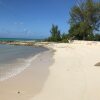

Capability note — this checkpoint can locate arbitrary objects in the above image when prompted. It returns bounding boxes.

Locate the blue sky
[0,0,75,39]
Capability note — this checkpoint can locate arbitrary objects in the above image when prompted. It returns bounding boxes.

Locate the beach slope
[0,41,100,100]
[31,41,100,100]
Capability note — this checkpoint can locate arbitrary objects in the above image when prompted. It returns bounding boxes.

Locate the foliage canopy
[69,0,100,40]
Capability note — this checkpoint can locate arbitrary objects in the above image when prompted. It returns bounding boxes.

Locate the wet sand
[0,49,54,100]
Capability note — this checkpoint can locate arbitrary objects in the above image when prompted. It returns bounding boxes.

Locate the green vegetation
[47,25,61,42]
[46,0,100,42]
[69,0,100,40]
[46,25,69,42]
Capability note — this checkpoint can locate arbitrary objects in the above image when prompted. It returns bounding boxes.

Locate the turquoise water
[0,44,48,81]
[0,38,43,42]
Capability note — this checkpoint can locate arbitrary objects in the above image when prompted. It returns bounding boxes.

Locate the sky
[0,0,75,39]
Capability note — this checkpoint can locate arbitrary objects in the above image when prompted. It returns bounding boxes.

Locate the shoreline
[0,41,36,46]
[0,53,41,82]
[0,47,54,100]
[0,40,50,47]
[0,40,100,47]
[0,41,100,100]
[0,45,50,82]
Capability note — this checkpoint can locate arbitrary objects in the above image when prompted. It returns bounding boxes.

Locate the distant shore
[0,41,35,46]
[0,40,50,47]
[0,38,46,46]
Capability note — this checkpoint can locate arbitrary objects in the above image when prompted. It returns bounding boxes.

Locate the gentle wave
[0,53,41,81]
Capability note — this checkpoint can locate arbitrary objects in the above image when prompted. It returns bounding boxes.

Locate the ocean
[0,44,48,81]
[0,38,43,42]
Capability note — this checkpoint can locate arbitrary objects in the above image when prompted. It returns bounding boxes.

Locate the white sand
[0,41,100,100]
[31,41,100,100]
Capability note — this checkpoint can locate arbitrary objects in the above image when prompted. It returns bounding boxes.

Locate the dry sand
[0,40,100,100]
[31,41,100,100]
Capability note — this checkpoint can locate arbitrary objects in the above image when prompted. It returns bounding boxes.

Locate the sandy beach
[0,49,54,100]
[0,41,100,100]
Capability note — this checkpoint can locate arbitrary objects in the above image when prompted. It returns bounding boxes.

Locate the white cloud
[14,22,24,25]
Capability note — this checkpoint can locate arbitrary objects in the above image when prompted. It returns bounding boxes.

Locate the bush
[61,39,69,43]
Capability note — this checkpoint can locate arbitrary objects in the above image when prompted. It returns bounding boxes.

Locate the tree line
[46,0,100,42]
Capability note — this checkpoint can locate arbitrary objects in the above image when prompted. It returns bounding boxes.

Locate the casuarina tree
[69,0,100,40]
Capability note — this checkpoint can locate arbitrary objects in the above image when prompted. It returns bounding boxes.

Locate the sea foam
[0,53,41,81]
